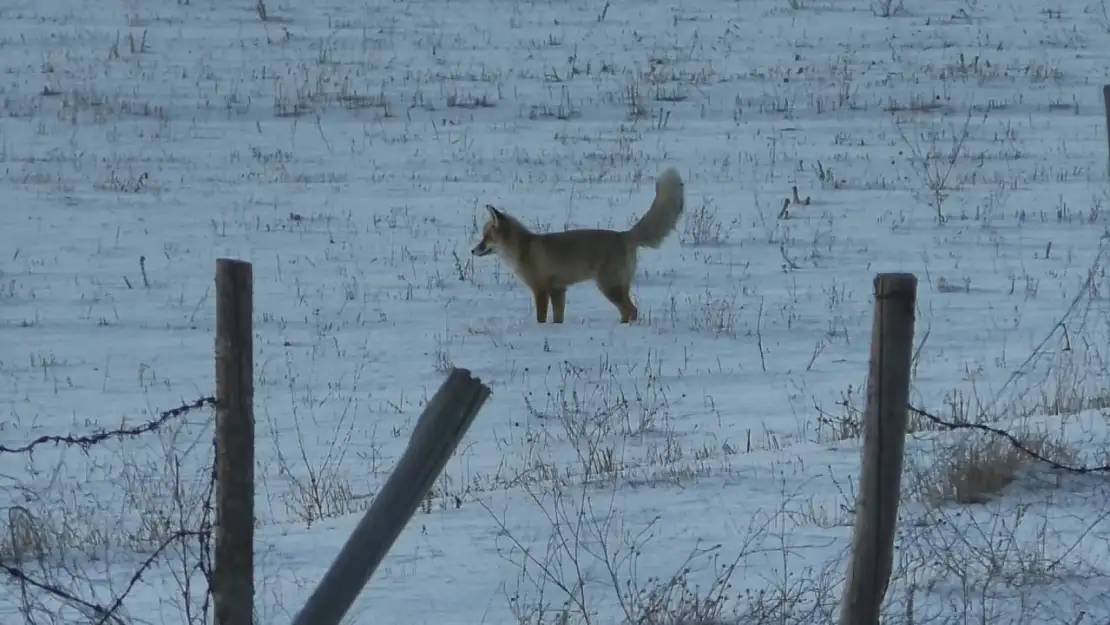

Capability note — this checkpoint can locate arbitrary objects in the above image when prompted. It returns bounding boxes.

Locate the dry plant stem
[977,247,1106,418]
[893,107,984,223]
[272,354,367,527]
[481,475,750,625]
[757,297,768,373]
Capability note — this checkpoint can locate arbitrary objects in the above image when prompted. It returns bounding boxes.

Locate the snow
[3,0,1110,622]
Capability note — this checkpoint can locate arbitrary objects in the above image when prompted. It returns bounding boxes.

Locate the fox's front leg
[550,288,567,324]
[532,288,550,323]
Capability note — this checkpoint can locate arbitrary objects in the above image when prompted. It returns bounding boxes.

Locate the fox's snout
[471,240,493,256]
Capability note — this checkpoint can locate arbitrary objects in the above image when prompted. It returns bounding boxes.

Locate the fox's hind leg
[532,288,550,323]
[551,288,567,324]
[596,245,639,323]
[620,287,639,322]
[598,282,638,324]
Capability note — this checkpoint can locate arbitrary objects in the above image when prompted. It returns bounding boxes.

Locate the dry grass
[914,431,1079,505]
[0,507,49,565]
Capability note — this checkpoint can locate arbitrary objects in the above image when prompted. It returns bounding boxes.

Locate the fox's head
[471,204,513,257]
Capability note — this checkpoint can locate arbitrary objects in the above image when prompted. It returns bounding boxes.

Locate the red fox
[471,167,685,324]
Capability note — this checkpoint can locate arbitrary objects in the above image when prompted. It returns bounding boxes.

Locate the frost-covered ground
[3,0,1110,623]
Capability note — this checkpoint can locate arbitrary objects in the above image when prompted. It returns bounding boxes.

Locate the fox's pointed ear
[485,204,502,223]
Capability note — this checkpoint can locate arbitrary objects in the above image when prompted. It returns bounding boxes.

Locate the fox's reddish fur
[471,167,685,324]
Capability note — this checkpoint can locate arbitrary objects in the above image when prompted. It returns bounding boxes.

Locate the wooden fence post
[1103,85,1110,179]
[214,259,255,625]
[838,273,917,625]
[290,368,491,625]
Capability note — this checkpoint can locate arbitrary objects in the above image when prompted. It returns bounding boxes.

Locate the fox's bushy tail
[627,167,685,249]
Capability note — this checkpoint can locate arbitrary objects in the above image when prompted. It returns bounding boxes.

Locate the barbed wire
[93,528,210,625]
[0,396,217,456]
[1,556,125,625]
[0,527,208,625]
[1,395,219,624]
[908,404,1110,475]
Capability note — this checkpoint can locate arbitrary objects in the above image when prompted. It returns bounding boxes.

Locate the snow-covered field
[4,0,1110,622]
